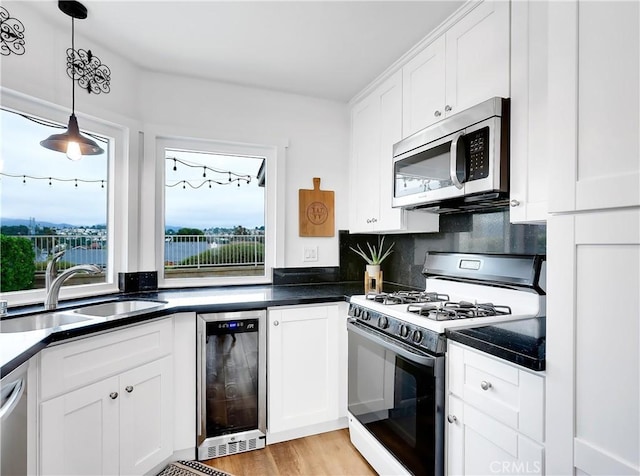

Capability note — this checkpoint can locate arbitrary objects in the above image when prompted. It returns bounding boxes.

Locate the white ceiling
[34,1,465,102]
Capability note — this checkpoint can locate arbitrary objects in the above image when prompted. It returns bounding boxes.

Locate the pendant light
[40,0,104,161]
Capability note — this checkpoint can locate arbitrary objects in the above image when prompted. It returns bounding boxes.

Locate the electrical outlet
[303,246,318,262]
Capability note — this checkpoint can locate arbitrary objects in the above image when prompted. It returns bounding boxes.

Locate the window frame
[0,88,128,306]
[154,135,279,288]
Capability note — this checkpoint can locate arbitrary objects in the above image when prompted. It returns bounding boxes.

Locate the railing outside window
[25,234,265,270]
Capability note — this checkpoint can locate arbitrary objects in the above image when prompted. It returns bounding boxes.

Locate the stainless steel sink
[0,300,167,334]
[0,313,93,333]
[72,300,166,318]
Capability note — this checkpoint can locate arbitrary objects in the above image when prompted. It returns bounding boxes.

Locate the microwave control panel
[465,127,490,181]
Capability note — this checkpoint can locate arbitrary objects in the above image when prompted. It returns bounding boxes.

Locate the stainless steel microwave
[392,97,510,213]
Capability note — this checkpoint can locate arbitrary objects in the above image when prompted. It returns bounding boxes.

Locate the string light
[1,172,106,187]
[166,178,250,189]
[167,156,252,185]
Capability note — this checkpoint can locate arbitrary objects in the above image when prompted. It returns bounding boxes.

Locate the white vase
[366,264,381,277]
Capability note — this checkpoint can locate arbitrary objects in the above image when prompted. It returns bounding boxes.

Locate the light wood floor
[203,429,377,476]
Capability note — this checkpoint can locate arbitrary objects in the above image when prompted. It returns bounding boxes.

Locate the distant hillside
[0,218,102,229]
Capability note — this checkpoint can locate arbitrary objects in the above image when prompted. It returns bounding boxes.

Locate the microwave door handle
[450,131,465,190]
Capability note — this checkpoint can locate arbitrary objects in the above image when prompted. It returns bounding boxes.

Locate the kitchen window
[0,91,127,305]
[157,137,276,286]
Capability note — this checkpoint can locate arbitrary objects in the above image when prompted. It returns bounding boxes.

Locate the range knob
[412,330,423,344]
[377,316,389,329]
[399,325,411,338]
[362,310,370,321]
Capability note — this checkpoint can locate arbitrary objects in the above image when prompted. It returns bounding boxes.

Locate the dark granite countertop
[1,281,412,378]
[446,317,546,371]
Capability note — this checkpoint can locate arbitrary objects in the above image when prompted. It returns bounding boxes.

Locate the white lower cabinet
[266,302,348,443]
[40,357,172,475]
[447,342,544,476]
[38,319,176,476]
[547,209,640,475]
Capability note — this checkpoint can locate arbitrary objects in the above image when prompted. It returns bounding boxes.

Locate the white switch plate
[303,246,318,262]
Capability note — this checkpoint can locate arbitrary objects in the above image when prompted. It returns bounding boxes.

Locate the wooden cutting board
[299,177,334,237]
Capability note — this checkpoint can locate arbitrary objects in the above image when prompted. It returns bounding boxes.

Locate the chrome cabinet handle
[480,381,492,391]
[445,105,452,112]
[273,320,279,327]
[510,199,520,207]
[434,110,442,118]
[125,386,134,393]
[109,392,118,400]
[447,414,458,424]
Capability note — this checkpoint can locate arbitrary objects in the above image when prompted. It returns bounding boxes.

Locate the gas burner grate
[365,291,450,305]
[406,301,512,321]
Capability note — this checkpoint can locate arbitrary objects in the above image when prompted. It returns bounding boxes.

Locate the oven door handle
[347,320,436,367]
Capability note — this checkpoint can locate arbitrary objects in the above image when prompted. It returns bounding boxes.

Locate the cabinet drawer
[271,303,338,323]
[40,319,173,400]
[463,403,544,476]
[448,342,544,442]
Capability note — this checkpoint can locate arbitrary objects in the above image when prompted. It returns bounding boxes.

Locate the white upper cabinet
[445,0,510,116]
[509,0,550,223]
[349,71,439,234]
[402,1,510,137]
[402,36,446,136]
[350,96,381,231]
[548,0,640,212]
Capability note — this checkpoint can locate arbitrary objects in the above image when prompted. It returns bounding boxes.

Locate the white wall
[0,1,350,274]
[138,72,349,269]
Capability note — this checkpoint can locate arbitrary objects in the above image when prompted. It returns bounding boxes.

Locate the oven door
[347,320,444,476]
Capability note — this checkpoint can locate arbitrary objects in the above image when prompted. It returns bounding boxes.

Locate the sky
[164,149,264,230]
[1,109,108,227]
[0,109,265,230]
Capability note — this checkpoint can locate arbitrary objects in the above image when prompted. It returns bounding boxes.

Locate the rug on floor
[156,460,234,476]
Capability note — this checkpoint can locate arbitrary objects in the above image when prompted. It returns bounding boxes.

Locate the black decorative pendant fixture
[40,0,104,160]
[0,6,26,56]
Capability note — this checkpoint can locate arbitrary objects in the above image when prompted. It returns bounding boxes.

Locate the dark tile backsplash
[340,209,546,289]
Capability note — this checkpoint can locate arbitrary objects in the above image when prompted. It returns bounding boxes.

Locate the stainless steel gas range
[346,252,546,476]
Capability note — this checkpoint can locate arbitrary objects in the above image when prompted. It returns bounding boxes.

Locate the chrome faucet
[44,251,101,310]
[45,250,66,293]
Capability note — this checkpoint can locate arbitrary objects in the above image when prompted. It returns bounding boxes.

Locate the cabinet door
[548,0,640,212]
[509,0,549,224]
[120,356,173,476]
[547,209,640,475]
[267,304,339,433]
[402,36,446,136]
[350,95,380,232]
[40,377,120,476]
[446,396,543,476]
[445,0,510,116]
[375,71,405,232]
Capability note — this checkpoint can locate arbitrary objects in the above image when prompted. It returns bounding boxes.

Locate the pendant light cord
[71,17,75,115]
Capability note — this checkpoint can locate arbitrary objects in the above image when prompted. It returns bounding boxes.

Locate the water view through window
[164,148,265,279]
[0,108,109,293]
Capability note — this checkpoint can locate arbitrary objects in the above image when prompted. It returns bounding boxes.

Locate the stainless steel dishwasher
[1,361,28,475]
